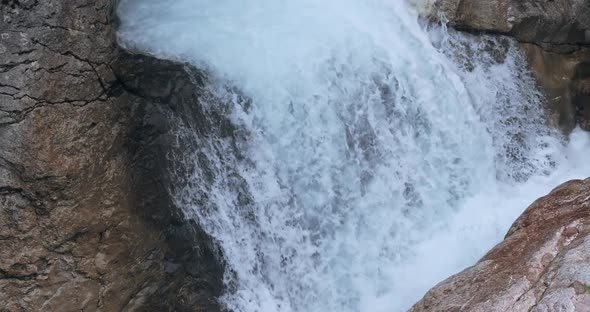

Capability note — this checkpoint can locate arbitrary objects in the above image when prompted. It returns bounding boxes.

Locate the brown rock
[434,0,590,50]
[0,0,224,311]
[411,178,590,312]
[573,61,590,131]
[432,0,590,133]
[520,43,590,133]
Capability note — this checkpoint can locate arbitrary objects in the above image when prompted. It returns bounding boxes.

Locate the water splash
[117,1,590,311]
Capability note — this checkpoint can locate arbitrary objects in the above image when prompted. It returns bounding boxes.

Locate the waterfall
[117,0,590,311]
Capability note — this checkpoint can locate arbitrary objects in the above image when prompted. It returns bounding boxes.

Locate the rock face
[411,178,590,312]
[435,0,590,50]
[0,0,223,311]
[573,60,590,132]
[520,44,590,132]
[434,0,590,133]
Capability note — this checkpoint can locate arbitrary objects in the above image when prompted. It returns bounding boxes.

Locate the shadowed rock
[520,44,590,133]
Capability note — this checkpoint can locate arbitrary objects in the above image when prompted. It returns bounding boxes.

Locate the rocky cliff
[434,0,590,133]
[0,0,223,311]
[411,178,590,311]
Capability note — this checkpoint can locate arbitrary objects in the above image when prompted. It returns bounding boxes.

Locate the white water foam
[117,1,590,311]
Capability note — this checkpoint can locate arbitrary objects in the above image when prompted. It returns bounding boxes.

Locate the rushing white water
[117,1,590,311]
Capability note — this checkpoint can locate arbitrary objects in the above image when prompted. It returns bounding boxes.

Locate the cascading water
[117,1,590,311]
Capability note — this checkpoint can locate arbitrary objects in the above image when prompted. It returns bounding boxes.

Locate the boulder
[411,178,590,312]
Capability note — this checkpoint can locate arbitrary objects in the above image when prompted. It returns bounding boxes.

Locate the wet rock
[573,61,590,131]
[0,0,223,311]
[411,178,590,312]
[434,0,590,51]
[520,44,590,133]
[432,0,590,134]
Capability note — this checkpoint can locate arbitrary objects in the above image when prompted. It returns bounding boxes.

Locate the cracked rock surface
[411,178,590,312]
[0,0,223,311]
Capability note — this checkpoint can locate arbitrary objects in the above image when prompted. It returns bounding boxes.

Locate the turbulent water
[117,1,590,311]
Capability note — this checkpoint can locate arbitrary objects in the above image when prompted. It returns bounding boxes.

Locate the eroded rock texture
[0,0,223,311]
[411,178,590,312]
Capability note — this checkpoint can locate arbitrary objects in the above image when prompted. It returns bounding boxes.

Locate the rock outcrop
[435,0,590,50]
[411,178,590,312]
[433,0,590,133]
[0,0,223,311]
